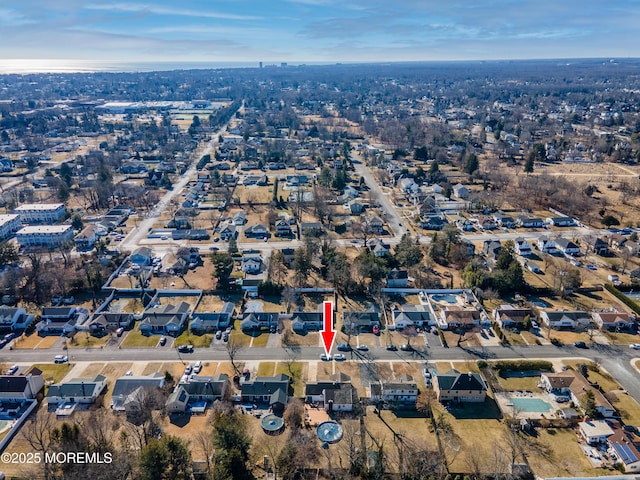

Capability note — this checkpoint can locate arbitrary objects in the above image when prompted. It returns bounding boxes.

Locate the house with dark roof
[342,311,381,334]
[608,429,640,472]
[139,302,191,336]
[111,373,165,412]
[220,224,237,241]
[240,373,291,412]
[46,374,107,405]
[517,216,544,228]
[241,312,279,332]
[89,312,134,334]
[166,374,229,414]
[291,311,323,333]
[370,374,419,406]
[300,222,323,236]
[130,247,153,266]
[433,369,488,403]
[37,307,86,335]
[439,306,485,330]
[0,307,35,333]
[555,237,580,256]
[386,269,409,288]
[585,237,610,256]
[493,305,532,329]
[190,302,235,334]
[392,305,434,329]
[305,373,356,412]
[0,368,44,401]
[546,216,576,227]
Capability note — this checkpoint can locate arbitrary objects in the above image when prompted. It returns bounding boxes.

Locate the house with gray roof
[46,374,107,405]
[0,368,44,401]
[342,311,381,334]
[305,373,356,412]
[540,310,592,330]
[392,305,434,329]
[139,301,191,336]
[433,370,488,403]
[0,307,35,333]
[241,312,279,332]
[190,302,235,334]
[241,373,291,412]
[291,311,323,333]
[370,374,419,406]
[111,373,165,412]
[130,247,153,266]
[166,374,229,414]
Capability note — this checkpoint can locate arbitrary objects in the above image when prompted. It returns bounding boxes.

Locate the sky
[0,0,639,67]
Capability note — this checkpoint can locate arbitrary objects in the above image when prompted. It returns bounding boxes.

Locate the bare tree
[225,336,243,377]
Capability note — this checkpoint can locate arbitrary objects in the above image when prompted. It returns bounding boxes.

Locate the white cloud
[85,3,261,21]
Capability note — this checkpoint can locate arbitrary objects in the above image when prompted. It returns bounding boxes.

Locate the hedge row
[493,360,553,375]
[604,283,640,317]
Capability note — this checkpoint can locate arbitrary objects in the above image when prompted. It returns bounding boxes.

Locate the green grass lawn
[276,361,304,397]
[28,363,71,384]
[120,329,161,348]
[250,333,269,347]
[175,331,213,348]
[229,330,251,347]
[257,362,276,376]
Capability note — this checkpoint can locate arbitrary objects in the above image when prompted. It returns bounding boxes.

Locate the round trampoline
[316,421,343,444]
[261,414,285,435]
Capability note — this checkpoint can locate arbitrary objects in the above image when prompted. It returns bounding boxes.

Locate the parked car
[54,355,69,363]
[400,344,413,351]
[423,368,432,379]
[574,341,587,349]
[386,344,398,351]
[320,353,332,361]
[193,361,202,374]
[586,264,597,271]
[337,343,352,352]
[178,344,194,353]
[215,330,222,340]
[184,365,193,375]
[334,354,346,361]
[222,332,229,342]
[630,343,640,350]
[159,336,167,346]
[7,364,18,375]
[356,344,369,351]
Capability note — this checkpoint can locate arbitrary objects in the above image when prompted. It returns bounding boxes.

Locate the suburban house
[392,305,434,329]
[342,311,381,334]
[166,374,230,414]
[585,237,610,256]
[240,373,291,412]
[365,216,384,234]
[386,269,409,288]
[540,370,615,417]
[347,200,364,215]
[493,305,533,329]
[514,237,532,257]
[241,312,279,332]
[433,370,488,403]
[592,311,636,331]
[477,216,498,231]
[439,306,486,330]
[420,215,448,230]
[139,301,191,336]
[219,224,237,241]
[0,368,44,401]
[111,373,166,412]
[578,420,614,445]
[540,310,592,330]
[242,256,263,274]
[495,214,516,228]
[74,225,99,251]
[233,212,247,225]
[245,224,269,239]
[370,374,419,406]
[37,307,86,335]
[0,214,22,240]
[517,216,544,228]
[305,373,356,412]
[372,239,391,257]
[546,216,576,227]
[608,429,640,472]
[452,184,469,199]
[16,225,74,248]
[0,307,35,333]
[130,247,153,266]
[190,302,235,334]
[14,203,66,224]
[483,240,502,260]
[46,374,107,406]
[274,220,293,237]
[555,238,580,256]
[301,222,323,236]
[280,248,296,265]
[537,236,557,254]
[89,312,134,335]
[291,311,323,333]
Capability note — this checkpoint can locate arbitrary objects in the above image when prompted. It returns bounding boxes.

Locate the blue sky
[0,0,639,65]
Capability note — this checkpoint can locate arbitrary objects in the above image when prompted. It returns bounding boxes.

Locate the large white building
[16,225,73,248]
[0,214,21,240]
[14,203,66,224]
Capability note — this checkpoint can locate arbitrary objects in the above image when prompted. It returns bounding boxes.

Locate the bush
[438,327,448,348]
[477,360,488,369]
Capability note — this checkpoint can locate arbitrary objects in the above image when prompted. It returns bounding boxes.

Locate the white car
[356,344,369,351]
[7,364,18,375]
[630,344,640,350]
[320,354,332,361]
[193,361,202,373]
[334,354,346,361]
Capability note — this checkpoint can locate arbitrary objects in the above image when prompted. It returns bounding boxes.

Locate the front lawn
[120,329,161,348]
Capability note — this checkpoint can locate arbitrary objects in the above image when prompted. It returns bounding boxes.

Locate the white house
[514,237,532,257]
[452,184,469,199]
[555,238,580,256]
[16,225,74,248]
[0,214,21,240]
[608,430,640,472]
[14,203,65,224]
[540,310,592,330]
[537,236,557,254]
[242,256,263,274]
[370,374,418,405]
[578,420,614,445]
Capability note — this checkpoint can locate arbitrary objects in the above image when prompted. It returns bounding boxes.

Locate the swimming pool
[509,397,552,413]
[431,294,458,304]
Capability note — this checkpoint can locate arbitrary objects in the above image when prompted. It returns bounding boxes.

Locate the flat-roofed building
[14,203,65,224]
[16,225,73,248]
[0,214,21,240]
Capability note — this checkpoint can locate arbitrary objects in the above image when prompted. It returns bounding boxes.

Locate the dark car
[178,344,194,353]
[400,344,413,351]
[337,343,352,352]
[386,344,397,351]
[574,341,587,349]
[159,336,167,346]
[222,332,229,342]
[215,330,222,340]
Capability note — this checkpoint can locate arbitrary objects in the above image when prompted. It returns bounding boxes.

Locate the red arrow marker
[321,300,335,357]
